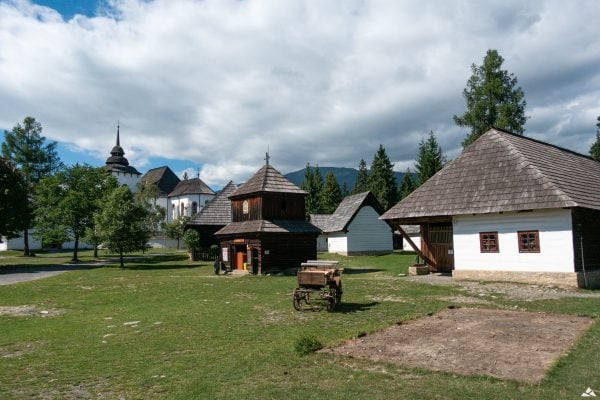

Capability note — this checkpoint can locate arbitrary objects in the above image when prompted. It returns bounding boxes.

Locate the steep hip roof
[140,166,180,196]
[311,191,388,233]
[230,164,306,198]
[169,177,215,197]
[187,181,237,227]
[382,128,600,222]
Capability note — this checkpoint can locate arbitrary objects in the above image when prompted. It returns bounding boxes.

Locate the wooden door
[235,247,247,270]
[427,223,454,272]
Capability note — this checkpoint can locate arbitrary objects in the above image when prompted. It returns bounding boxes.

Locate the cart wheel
[293,289,302,311]
[335,282,343,305]
[326,294,336,312]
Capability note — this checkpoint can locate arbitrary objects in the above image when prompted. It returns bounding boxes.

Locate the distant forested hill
[285,166,407,190]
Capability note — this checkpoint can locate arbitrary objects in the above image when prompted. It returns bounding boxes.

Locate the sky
[1,0,599,188]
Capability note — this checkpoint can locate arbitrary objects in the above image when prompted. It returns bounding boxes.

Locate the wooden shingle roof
[140,166,180,197]
[230,164,306,198]
[382,128,600,222]
[215,219,321,235]
[169,177,215,197]
[310,191,388,233]
[187,181,236,227]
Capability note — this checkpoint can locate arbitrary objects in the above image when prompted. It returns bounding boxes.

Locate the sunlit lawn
[0,250,599,399]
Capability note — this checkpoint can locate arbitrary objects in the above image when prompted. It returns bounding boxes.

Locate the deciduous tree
[95,186,151,268]
[454,49,527,147]
[2,117,62,255]
[368,145,397,210]
[34,165,118,261]
[164,216,189,249]
[0,158,29,239]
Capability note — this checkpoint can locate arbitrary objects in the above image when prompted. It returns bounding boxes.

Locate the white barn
[383,128,600,289]
[311,191,393,256]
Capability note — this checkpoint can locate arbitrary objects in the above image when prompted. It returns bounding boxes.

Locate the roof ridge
[494,130,575,204]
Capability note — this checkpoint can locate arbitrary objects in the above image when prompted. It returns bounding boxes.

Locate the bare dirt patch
[325,308,593,382]
[0,305,65,317]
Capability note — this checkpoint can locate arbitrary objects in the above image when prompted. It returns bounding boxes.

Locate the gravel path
[0,262,107,286]
[407,273,600,301]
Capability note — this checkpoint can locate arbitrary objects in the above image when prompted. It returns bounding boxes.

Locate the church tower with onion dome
[105,124,141,192]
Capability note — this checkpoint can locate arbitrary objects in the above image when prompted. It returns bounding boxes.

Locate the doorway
[427,223,454,272]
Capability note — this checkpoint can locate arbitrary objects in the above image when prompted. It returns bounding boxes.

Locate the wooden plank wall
[261,234,317,271]
[231,196,262,222]
[261,193,306,220]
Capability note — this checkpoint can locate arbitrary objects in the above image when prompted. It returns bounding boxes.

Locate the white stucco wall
[327,233,348,254]
[167,194,215,222]
[403,234,421,252]
[453,209,574,273]
[111,171,141,192]
[346,206,393,253]
[0,232,42,251]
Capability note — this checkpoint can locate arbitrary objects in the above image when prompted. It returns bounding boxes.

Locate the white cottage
[167,178,215,221]
[382,128,600,289]
[311,191,393,255]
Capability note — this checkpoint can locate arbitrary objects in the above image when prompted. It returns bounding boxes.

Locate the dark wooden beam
[394,224,435,267]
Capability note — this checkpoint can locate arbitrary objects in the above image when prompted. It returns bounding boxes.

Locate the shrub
[294,334,323,356]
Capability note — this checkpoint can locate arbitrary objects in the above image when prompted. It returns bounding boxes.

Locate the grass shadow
[343,268,383,275]
[120,262,208,270]
[0,263,102,274]
[336,301,379,314]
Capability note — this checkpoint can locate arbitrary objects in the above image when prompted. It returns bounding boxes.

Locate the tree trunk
[176,238,180,250]
[72,236,79,261]
[93,243,98,258]
[23,228,30,256]
[119,250,124,268]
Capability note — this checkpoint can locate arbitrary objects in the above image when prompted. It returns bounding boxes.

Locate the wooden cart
[293,262,343,312]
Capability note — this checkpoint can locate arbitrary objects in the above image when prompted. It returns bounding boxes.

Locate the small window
[479,232,499,253]
[242,200,249,215]
[191,201,198,215]
[518,231,540,253]
[280,200,287,212]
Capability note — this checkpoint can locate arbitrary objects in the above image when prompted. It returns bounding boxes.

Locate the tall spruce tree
[590,116,600,161]
[368,145,398,210]
[414,131,446,186]
[321,171,343,214]
[2,117,62,255]
[399,168,416,200]
[352,158,369,194]
[454,49,527,148]
[301,163,323,218]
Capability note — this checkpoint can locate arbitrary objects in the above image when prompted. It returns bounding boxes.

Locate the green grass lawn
[1,251,599,399]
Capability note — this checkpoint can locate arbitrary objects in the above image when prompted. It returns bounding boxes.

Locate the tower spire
[116,121,120,146]
[265,145,270,166]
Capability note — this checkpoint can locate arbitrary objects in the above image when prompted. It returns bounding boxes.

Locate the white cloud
[1,0,599,186]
